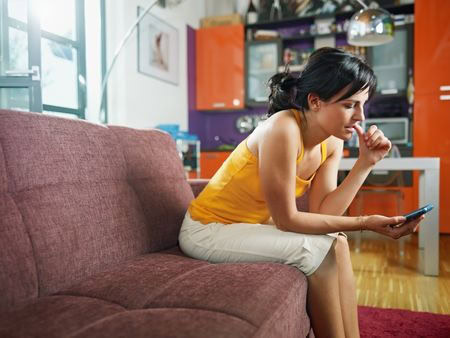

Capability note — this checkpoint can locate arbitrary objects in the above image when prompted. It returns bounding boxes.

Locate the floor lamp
[98,0,185,122]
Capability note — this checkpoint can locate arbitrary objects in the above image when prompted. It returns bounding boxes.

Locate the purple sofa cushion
[0,295,125,338]
[0,194,38,310]
[0,250,310,338]
[0,110,193,307]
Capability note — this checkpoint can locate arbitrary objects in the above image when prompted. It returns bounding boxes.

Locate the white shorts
[179,211,346,276]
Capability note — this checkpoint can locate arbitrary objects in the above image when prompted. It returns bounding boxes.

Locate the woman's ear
[307,93,321,111]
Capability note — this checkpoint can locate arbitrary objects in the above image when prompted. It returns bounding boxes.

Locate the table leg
[419,171,425,249]
[422,168,440,276]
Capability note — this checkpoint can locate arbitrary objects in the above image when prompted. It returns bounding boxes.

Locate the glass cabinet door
[245,40,281,106]
[369,25,412,95]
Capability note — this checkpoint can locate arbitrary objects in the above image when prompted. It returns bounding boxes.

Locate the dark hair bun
[267,72,300,117]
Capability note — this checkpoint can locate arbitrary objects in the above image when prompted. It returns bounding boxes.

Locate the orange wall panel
[414,0,450,233]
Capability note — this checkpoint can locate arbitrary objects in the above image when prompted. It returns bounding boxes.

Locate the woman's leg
[307,241,345,338]
[335,235,360,338]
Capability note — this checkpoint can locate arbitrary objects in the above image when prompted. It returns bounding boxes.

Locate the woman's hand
[354,123,392,166]
[360,214,425,239]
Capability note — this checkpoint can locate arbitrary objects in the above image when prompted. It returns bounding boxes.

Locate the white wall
[104,0,205,130]
[85,0,102,123]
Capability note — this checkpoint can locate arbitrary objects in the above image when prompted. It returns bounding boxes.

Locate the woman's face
[316,86,369,141]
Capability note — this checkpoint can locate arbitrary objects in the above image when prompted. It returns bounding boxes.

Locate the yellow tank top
[189,110,327,225]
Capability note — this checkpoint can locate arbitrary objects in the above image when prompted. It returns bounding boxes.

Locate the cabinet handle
[381,88,398,95]
[212,102,225,108]
[439,95,450,101]
[440,86,450,92]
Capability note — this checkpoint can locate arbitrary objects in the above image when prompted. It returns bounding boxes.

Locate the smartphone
[403,204,434,222]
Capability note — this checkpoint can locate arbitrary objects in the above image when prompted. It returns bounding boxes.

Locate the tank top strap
[320,140,327,164]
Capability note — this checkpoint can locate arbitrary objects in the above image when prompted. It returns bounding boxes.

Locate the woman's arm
[258,116,364,234]
[308,137,374,216]
[309,123,394,216]
[258,116,409,236]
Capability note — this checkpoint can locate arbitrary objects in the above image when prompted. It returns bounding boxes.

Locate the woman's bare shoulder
[325,135,344,158]
[247,110,301,156]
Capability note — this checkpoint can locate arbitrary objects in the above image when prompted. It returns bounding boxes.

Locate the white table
[339,157,440,276]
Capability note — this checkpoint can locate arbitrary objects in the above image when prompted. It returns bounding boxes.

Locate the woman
[179,47,423,337]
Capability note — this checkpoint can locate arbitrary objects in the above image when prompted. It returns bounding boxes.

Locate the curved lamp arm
[99,0,159,120]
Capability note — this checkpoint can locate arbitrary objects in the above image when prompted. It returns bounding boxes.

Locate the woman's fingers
[367,129,384,147]
[365,125,378,141]
[388,216,407,226]
[391,215,425,238]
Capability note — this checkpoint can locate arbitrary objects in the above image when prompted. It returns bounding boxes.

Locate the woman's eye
[344,104,354,109]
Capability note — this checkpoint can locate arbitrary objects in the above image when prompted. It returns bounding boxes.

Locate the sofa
[0,109,312,337]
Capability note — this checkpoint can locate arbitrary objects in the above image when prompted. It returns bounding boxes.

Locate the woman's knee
[311,240,338,278]
[334,235,350,258]
[334,235,356,281]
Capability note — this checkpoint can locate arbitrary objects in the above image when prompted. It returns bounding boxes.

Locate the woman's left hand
[354,123,391,166]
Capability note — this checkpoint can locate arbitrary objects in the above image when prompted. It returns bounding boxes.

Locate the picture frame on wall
[137,6,179,85]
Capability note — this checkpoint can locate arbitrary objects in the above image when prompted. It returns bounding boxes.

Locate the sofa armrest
[187,179,209,198]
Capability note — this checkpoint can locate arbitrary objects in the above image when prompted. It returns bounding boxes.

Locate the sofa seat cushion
[0,295,125,338]
[0,249,310,337]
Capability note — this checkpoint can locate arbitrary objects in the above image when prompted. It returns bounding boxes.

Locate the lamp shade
[347,7,394,46]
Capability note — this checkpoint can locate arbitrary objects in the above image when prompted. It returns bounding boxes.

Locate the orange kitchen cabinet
[414,93,450,232]
[196,24,244,110]
[200,151,231,178]
[414,0,450,96]
[414,0,450,232]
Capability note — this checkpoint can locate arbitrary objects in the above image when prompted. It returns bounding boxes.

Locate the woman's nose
[354,106,365,121]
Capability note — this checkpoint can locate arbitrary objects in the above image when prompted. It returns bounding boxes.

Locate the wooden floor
[346,232,450,314]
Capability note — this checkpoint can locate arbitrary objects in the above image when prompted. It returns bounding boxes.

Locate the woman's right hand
[361,214,425,239]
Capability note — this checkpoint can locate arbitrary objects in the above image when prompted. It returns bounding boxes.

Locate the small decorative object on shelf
[269,0,283,21]
[235,115,254,134]
[246,0,258,24]
[339,45,367,60]
[254,29,279,40]
[155,124,200,178]
[283,48,299,65]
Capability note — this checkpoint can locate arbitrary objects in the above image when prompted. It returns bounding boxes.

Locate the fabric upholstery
[187,178,210,198]
[0,109,311,337]
[0,251,310,338]
[0,194,38,310]
[0,295,125,338]
[109,126,194,253]
[0,110,193,303]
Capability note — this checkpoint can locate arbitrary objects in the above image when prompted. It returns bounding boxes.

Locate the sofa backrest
[0,110,194,310]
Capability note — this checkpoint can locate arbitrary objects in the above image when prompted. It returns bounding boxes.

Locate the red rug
[359,306,450,337]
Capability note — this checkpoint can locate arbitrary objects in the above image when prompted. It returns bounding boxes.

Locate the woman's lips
[345,125,355,133]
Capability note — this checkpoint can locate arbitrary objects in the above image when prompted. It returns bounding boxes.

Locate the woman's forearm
[279,211,365,234]
[318,159,374,216]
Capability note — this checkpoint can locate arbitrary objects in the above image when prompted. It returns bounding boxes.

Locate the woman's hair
[267,47,377,118]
